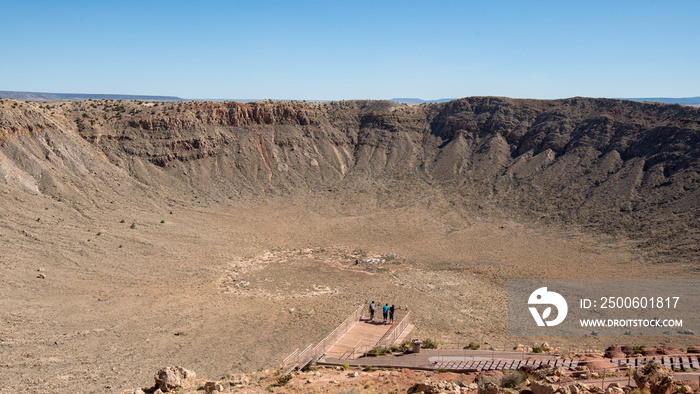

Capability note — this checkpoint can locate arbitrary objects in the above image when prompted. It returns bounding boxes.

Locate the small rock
[348,371,359,377]
[37,273,46,279]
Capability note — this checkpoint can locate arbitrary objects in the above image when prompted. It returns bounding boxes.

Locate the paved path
[321,350,559,371]
[325,318,395,359]
[320,349,700,374]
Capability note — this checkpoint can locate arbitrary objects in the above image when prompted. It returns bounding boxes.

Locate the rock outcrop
[633,361,675,394]
[1,97,699,263]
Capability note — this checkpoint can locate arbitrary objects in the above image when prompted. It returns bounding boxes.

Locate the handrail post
[602,368,606,390]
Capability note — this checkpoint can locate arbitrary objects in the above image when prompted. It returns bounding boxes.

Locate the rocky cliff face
[1,97,698,263]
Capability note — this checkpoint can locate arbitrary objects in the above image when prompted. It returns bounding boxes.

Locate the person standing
[389,304,395,324]
[382,303,389,323]
[369,301,376,321]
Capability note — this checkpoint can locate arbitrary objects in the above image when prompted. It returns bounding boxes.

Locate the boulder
[569,382,595,394]
[478,381,511,394]
[621,346,635,355]
[477,370,504,381]
[204,381,224,394]
[641,347,659,356]
[409,380,465,393]
[605,382,625,394]
[633,361,675,394]
[519,365,538,374]
[532,381,601,394]
[578,356,616,371]
[531,381,557,394]
[604,345,626,359]
[687,345,700,354]
[154,366,196,392]
[572,365,590,378]
[227,374,249,386]
[656,346,683,355]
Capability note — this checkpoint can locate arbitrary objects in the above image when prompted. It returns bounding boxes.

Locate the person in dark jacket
[389,305,395,324]
[369,301,376,321]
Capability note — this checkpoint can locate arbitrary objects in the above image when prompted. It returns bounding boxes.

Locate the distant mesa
[391,96,700,106]
[389,98,455,104]
[0,90,184,102]
[1,90,699,106]
[621,96,700,106]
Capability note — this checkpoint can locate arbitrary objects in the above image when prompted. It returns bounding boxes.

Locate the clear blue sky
[1,0,698,100]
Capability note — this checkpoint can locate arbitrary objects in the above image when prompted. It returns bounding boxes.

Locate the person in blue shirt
[382,304,389,323]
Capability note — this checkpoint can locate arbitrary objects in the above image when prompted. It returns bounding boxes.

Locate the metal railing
[340,338,376,359]
[282,302,366,374]
[339,310,412,359]
[376,310,411,348]
[282,348,300,371]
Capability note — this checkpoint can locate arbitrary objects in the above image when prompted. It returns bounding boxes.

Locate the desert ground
[0,97,698,392]
[1,191,697,393]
